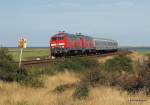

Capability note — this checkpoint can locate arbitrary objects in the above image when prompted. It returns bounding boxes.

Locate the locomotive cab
[50,32,67,57]
[50,36,65,48]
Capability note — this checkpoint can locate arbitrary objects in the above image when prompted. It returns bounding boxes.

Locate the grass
[9,48,50,61]
[0,72,149,105]
[2,48,150,105]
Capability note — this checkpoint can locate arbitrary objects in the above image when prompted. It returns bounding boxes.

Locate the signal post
[18,38,27,68]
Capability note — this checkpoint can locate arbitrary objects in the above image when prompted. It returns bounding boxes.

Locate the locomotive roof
[53,33,80,39]
[52,32,117,43]
[94,37,117,43]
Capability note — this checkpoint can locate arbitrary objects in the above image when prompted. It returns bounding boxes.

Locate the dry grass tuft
[127,51,147,63]
[98,56,114,63]
[98,51,147,64]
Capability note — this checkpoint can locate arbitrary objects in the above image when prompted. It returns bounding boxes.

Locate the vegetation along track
[18,50,131,68]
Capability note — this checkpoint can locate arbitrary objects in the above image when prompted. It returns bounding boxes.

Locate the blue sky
[0,0,150,47]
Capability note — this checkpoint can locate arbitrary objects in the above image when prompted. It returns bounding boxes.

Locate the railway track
[19,58,64,68]
[18,50,131,67]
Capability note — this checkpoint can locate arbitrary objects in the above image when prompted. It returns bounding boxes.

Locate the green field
[9,48,50,61]
[138,51,150,55]
[9,47,150,61]
[124,47,150,55]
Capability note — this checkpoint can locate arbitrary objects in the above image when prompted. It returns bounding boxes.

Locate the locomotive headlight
[51,43,56,46]
[58,43,65,45]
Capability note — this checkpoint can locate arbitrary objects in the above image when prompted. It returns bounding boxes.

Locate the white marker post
[19,48,23,68]
[18,38,27,68]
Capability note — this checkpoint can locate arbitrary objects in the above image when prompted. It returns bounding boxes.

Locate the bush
[81,69,102,87]
[42,57,100,75]
[53,83,76,93]
[56,57,99,72]
[104,71,120,86]
[0,47,18,81]
[117,73,143,93]
[0,47,13,61]
[138,61,150,94]
[105,55,134,73]
[146,53,150,60]
[73,81,89,99]
[102,55,144,92]
[15,68,44,87]
[0,47,43,87]
[95,56,134,86]
[73,69,103,99]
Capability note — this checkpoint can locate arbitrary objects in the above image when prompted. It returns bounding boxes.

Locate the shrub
[138,61,150,94]
[56,57,99,72]
[0,47,18,81]
[42,57,100,75]
[146,53,150,60]
[81,69,102,87]
[104,71,120,86]
[117,58,150,94]
[97,56,134,86]
[73,81,89,99]
[73,69,103,99]
[53,83,76,93]
[104,55,134,73]
[15,68,44,87]
[117,73,143,93]
[0,47,43,87]
[0,47,13,61]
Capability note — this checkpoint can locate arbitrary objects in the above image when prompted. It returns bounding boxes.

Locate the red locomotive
[50,31,118,57]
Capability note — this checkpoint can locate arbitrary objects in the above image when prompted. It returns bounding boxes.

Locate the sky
[0,0,150,47]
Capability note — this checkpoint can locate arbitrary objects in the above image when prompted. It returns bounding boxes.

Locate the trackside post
[19,48,23,68]
[18,38,27,68]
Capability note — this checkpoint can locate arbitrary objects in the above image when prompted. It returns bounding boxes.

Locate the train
[49,31,118,57]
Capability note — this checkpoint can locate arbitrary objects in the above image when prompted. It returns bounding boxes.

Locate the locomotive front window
[52,37,64,41]
[58,37,64,40]
[52,37,57,41]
